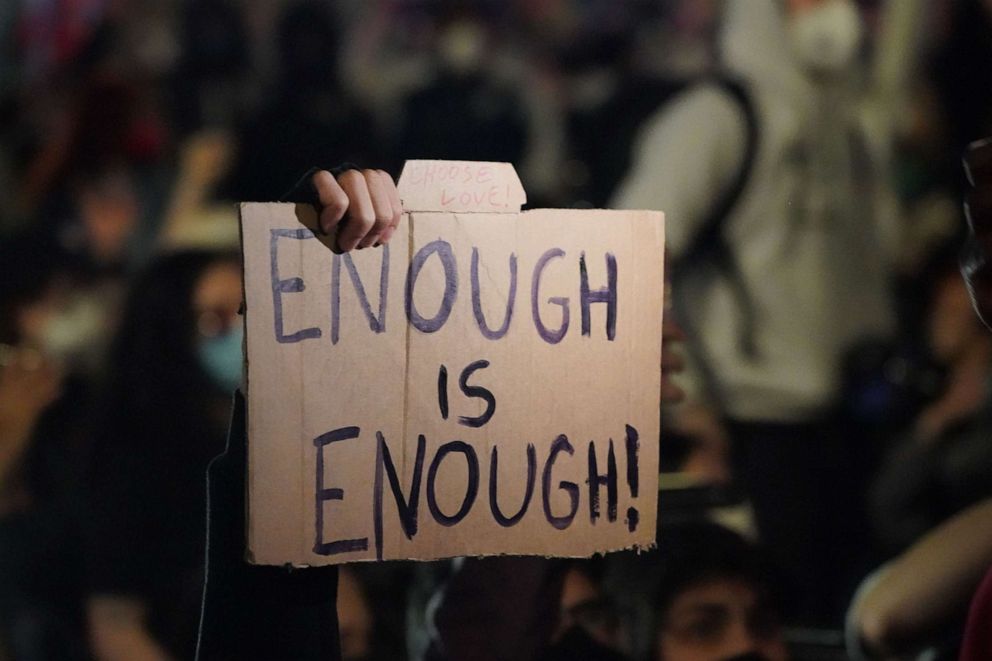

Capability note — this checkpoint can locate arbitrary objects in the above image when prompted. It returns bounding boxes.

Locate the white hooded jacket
[614,0,922,422]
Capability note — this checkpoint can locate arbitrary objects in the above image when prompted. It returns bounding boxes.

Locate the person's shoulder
[637,80,750,147]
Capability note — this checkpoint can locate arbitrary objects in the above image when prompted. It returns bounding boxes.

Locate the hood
[718,0,813,101]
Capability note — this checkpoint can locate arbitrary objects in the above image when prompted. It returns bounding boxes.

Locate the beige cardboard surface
[240,161,665,565]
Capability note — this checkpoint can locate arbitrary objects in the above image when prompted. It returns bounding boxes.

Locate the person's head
[106,249,242,430]
[782,0,864,77]
[435,18,488,79]
[654,523,789,661]
[71,165,140,268]
[557,561,622,651]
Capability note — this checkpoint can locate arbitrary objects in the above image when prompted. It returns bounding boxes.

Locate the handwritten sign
[397,161,526,213]
[241,161,664,565]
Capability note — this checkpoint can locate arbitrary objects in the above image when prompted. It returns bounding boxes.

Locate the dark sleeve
[84,441,160,599]
[195,390,340,661]
[424,557,566,661]
[279,164,360,204]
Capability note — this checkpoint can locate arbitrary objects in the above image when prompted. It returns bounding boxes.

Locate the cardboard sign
[240,161,665,566]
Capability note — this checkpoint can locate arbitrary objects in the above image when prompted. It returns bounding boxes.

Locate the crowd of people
[3,0,992,659]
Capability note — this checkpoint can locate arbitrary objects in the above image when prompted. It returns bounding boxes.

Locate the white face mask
[41,296,106,368]
[438,21,485,77]
[787,0,864,75]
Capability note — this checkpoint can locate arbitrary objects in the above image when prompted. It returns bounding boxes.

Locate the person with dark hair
[613,0,925,625]
[222,2,379,202]
[866,249,992,557]
[647,523,788,661]
[171,0,250,134]
[84,248,244,660]
[180,166,402,661]
[416,521,787,661]
[844,140,992,660]
[956,137,992,661]
[396,15,527,168]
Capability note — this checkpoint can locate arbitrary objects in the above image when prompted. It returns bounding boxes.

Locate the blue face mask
[198,324,244,393]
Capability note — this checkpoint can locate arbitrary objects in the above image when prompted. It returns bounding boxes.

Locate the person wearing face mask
[0,233,99,660]
[396,13,528,169]
[83,249,245,660]
[613,0,924,627]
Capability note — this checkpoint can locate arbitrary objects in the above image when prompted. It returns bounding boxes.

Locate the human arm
[870,0,928,119]
[88,596,172,661]
[282,166,402,251]
[0,346,62,509]
[157,131,235,249]
[195,391,340,661]
[847,498,992,658]
[610,85,748,259]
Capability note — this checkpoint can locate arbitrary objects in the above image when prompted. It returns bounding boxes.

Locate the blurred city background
[2,0,992,659]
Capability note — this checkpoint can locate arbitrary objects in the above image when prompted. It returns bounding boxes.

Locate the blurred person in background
[613,0,923,626]
[222,1,379,202]
[867,246,992,558]
[845,122,992,661]
[420,520,788,661]
[649,523,789,661]
[396,12,527,167]
[553,0,714,209]
[606,522,789,661]
[183,166,403,661]
[170,0,250,136]
[56,162,145,295]
[554,560,623,655]
[0,234,97,660]
[84,248,242,660]
[846,498,992,660]
[954,136,992,661]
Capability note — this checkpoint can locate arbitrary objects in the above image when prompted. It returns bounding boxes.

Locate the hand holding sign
[309,168,402,251]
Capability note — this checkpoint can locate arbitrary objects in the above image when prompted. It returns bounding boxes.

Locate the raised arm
[611,85,748,259]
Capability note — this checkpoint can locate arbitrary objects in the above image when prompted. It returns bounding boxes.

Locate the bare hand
[179,130,234,188]
[310,169,403,252]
